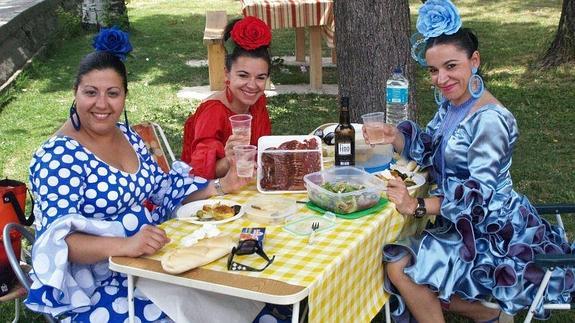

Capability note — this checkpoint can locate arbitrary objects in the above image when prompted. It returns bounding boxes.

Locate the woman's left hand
[219,156,255,193]
[224,134,249,158]
[386,177,417,215]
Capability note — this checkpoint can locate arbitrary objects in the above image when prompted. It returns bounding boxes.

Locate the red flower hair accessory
[230,16,272,50]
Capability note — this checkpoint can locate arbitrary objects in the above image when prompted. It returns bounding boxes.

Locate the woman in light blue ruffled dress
[25,28,259,322]
[376,1,574,322]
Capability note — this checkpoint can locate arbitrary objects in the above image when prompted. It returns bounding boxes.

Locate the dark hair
[223,19,272,74]
[425,28,479,59]
[73,51,128,93]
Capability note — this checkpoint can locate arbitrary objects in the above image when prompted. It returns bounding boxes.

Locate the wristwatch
[414,198,426,218]
[214,178,226,196]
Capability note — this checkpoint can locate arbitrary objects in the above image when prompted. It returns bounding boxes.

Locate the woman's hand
[362,123,398,146]
[120,225,170,257]
[224,134,249,158]
[386,178,417,216]
[219,156,255,194]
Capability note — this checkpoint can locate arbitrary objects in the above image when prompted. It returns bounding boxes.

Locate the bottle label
[337,142,352,156]
[386,86,408,105]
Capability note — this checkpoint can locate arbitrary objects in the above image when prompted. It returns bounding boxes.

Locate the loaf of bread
[161,235,236,274]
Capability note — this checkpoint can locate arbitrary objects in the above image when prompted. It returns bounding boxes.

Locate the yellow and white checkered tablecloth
[149,188,423,323]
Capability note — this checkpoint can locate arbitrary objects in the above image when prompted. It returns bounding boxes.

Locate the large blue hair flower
[92,26,133,61]
[417,0,461,38]
[411,0,462,66]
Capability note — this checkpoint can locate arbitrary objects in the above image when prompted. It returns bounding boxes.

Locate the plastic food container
[244,196,297,225]
[303,166,384,214]
[257,135,323,194]
[356,143,393,173]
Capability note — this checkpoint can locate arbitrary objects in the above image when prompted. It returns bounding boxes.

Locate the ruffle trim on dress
[383,196,575,320]
[397,121,434,169]
[149,160,208,222]
[25,214,126,317]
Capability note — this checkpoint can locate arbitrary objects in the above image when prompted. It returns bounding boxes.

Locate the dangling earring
[123,109,131,134]
[468,67,484,99]
[433,86,445,105]
[225,80,233,103]
[69,100,81,131]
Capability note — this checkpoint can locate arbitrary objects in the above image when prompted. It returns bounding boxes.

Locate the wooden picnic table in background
[240,0,335,90]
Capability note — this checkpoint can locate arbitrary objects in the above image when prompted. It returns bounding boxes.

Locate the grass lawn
[1,0,574,321]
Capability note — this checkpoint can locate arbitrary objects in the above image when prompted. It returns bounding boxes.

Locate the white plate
[176,199,244,225]
[374,169,426,192]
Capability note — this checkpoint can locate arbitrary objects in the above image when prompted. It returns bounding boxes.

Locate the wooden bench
[203,11,228,91]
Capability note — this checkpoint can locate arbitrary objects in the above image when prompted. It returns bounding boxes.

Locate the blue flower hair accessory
[411,0,462,66]
[92,26,133,61]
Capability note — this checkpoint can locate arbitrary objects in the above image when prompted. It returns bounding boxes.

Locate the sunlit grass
[1,0,574,321]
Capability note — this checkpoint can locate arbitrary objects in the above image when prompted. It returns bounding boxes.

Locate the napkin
[161,234,236,274]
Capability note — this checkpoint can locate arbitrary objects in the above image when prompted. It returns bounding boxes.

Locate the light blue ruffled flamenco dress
[383,103,575,322]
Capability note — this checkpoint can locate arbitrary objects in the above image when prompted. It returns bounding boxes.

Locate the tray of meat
[257,135,323,194]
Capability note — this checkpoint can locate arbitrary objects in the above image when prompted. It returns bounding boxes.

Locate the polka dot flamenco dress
[25,124,207,322]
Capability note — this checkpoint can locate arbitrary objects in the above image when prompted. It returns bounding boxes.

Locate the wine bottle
[334,96,355,166]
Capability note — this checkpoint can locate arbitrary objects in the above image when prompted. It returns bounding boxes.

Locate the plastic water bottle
[386,67,409,125]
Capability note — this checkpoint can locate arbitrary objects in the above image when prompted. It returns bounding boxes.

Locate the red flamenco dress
[181,95,271,179]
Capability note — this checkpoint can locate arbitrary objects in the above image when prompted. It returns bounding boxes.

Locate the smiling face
[425,43,480,106]
[74,68,126,136]
[225,56,269,111]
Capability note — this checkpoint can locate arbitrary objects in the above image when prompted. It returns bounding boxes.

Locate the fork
[308,221,320,245]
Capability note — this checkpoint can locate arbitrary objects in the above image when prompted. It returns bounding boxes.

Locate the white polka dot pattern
[26,125,208,322]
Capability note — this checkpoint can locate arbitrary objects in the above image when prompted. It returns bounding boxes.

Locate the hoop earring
[433,86,445,105]
[225,80,233,103]
[123,109,131,134]
[468,67,484,99]
[69,100,81,131]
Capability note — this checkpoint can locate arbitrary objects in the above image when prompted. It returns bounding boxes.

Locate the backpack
[0,178,34,296]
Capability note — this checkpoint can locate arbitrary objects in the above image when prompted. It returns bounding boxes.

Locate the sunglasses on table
[227,239,275,272]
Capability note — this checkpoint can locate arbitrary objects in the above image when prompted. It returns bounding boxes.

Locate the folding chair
[523,204,575,322]
[382,203,575,323]
[479,204,575,323]
[3,223,57,323]
[133,122,175,173]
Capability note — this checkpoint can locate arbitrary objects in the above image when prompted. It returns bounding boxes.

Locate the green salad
[309,181,380,214]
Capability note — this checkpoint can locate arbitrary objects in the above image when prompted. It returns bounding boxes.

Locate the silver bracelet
[214,178,226,196]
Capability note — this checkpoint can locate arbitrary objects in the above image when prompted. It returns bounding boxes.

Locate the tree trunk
[81,0,105,28]
[106,0,130,29]
[334,0,416,123]
[538,0,575,68]
[81,0,129,30]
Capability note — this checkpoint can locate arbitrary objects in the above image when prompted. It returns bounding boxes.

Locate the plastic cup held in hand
[229,114,252,145]
[233,145,257,177]
[361,112,386,144]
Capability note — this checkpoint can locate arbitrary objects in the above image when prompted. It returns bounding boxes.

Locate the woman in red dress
[182,17,272,179]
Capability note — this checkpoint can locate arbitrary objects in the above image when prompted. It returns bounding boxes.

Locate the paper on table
[138,278,265,323]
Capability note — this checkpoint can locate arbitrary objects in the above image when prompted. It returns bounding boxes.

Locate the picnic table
[239,0,335,90]
[110,184,429,323]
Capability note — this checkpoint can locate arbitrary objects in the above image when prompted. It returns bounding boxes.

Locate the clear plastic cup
[361,112,386,144]
[229,114,252,145]
[233,145,257,177]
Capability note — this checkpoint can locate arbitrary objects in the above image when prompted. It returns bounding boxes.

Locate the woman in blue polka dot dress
[24,28,253,322]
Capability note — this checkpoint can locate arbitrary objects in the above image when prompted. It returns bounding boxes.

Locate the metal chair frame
[3,223,57,322]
